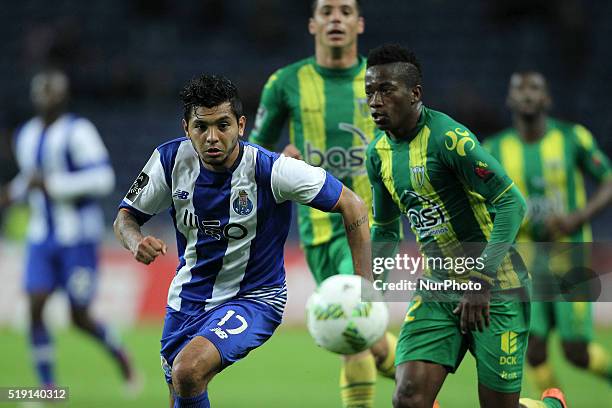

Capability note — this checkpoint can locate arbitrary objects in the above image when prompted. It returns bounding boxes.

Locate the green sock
[542,397,563,408]
[519,397,562,408]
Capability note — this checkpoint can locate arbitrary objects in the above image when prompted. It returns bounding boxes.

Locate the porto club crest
[232,190,253,215]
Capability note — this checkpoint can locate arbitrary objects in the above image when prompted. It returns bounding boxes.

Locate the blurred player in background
[364,44,567,408]
[485,71,612,392]
[114,74,373,408]
[0,70,137,391]
[250,1,396,406]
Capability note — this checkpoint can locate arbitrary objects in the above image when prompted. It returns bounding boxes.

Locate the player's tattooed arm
[346,214,368,233]
[332,186,373,281]
[114,208,167,265]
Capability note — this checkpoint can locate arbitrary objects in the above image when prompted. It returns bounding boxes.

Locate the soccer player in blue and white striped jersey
[0,70,137,392]
[114,74,372,408]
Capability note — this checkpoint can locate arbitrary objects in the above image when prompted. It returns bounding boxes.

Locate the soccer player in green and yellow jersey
[249,1,397,407]
[485,71,612,393]
[365,44,568,408]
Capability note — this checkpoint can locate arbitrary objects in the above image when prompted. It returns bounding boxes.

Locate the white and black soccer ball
[306,274,388,355]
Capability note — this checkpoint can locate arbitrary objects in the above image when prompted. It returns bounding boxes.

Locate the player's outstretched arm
[114,208,167,265]
[331,186,373,282]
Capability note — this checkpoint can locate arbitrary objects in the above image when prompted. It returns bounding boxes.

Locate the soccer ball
[306,274,388,355]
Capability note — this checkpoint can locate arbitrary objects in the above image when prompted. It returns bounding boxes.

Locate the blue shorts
[160,299,283,383]
[24,240,98,307]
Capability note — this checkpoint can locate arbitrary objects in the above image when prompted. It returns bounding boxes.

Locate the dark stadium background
[0,0,610,239]
[0,2,610,407]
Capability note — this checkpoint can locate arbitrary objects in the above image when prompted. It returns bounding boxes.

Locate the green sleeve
[481,138,493,153]
[438,128,514,203]
[438,128,526,281]
[481,136,500,161]
[249,71,289,151]
[477,185,527,281]
[365,145,401,266]
[573,124,612,183]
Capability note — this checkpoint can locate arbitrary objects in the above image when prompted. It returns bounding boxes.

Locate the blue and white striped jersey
[10,113,114,246]
[120,139,343,315]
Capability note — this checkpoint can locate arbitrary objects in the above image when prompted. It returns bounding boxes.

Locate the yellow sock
[527,362,559,393]
[340,352,376,408]
[587,342,612,383]
[377,332,397,379]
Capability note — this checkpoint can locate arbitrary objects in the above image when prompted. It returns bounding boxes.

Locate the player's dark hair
[367,43,422,88]
[180,74,243,122]
[311,0,362,16]
[511,70,549,88]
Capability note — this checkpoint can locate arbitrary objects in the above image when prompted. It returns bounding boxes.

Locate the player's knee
[172,360,200,394]
[171,359,213,396]
[29,307,44,325]
[562,342,589,368]
[29,295,47,323]
[393,380,426,408]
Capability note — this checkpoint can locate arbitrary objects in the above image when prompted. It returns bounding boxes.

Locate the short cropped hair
[367,43,423,88]
[311,0,362,16]
[510,70,548,89]
[179,74,243,121]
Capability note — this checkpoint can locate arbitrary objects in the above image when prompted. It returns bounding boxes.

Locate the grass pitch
[1,325,610,407]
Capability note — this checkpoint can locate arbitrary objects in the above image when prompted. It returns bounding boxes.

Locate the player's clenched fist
[133,236,167,265]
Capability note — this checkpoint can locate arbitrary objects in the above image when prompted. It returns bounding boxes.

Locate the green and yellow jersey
[249,56,376,247]
[485,119,612,242]
[366,106,528,291]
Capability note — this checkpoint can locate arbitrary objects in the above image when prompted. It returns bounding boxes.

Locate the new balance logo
[173,190,189,200]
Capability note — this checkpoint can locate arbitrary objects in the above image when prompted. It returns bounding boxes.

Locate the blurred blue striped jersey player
[2,70,135,389]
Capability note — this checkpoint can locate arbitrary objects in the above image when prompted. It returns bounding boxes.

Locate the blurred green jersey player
[250,1,374,256]
[485,71,612,391]
[365,44,567,408]
[250,1,397,407]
